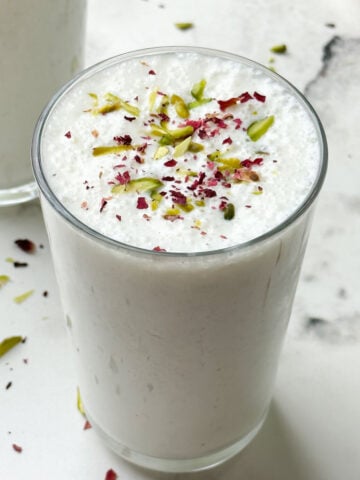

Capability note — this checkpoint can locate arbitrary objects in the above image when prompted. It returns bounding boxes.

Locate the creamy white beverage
[33,48,327,472]
[0,0,86,205]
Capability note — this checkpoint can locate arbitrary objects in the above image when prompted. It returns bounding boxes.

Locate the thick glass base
[87,409,268,473]
[0,181,38,206]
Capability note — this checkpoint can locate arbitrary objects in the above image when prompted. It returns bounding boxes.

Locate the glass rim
[32,45,328,258]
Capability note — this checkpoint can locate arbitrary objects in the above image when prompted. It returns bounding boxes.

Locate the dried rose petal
[15,239,36,254]
[105,469,117,480]
[64,131,72,139]
[12,444,22,453]
[164,159,177,167]
[253,92,266,102]
[83,420,92,430]
[148,69,156,75]
[222,137,233,145]
[153,246,166,252]
[137,197,148,209]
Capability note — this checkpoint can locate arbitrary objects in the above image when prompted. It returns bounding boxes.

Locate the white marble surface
[1,0,360,478]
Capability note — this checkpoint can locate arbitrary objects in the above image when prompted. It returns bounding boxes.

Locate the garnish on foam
[86,75,275,222]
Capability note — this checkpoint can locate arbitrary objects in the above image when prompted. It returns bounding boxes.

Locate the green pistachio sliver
[178,202,194,213]
[207,150,222,161]
[148,90,158,112]
[270,44,287,54]
[218,158,241,171]
[0,336,23,358]
[188,142,204,153]
[93,145,134,156]
[177,169,198,177]
[195,200,205,207]
[159,134,174,146]
[191,79,207,100]
[112,177,163,195]
[154,146,169,159]
[95,102,121,115]
[0,274,10,289]
[167,125,194,139]
[175,22,194,30]
[224,203,235,220]
[88,92,99,107]
[14,289,34,304]
[247,116,275,142]
[150,124,168,137]
[187,98,212,109]
[77,387,85,416]
[173,136,192,158]
[171,94,189,119]
[104,93,140,116]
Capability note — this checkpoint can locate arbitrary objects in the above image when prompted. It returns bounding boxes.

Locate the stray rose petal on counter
[14,239,36,253]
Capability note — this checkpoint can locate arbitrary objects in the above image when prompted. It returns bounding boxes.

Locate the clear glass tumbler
[0,0,86,206]
[32,47,327,472]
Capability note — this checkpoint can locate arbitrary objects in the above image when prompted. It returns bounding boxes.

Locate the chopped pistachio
[105,93,140,116]
[0,275,10,289]
[5,257,14,263]
[207,150,222,161]
[195,200,205,207]
[167,125,194,139]
[270,44,287,54]
[158,134,174,146]
[217,157,241,171]
[77,387,86,416]
[173,136,192,157]
[148,90,158,112]
[191,79,207,100]
[187,98,212,109]
[0,336,23,358]
[164,207,180,216]
[150,124,168,137]
[171,94,189,118]
[92,145,134,156]
[224,203,235,220]
[175,22,194,30]
[14,290,34,304]
[178,201,194,213]
[247,116,275,141]
[188,142,204,153]
[112,177,163,195]
[153,146,169,159]
[88,92,99,107]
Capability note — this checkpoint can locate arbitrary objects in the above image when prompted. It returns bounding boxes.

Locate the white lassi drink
[32,47,327,472]
[0,0,86,206]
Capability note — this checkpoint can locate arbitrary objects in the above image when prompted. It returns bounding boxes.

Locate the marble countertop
[1,0,359,478]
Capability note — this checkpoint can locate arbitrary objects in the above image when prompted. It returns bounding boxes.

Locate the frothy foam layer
[42,52,320,252]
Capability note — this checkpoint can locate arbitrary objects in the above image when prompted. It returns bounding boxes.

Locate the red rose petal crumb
[222,137,233,145]
[233,118,242,129]
[153,246,167,252]
[148,69,156,75]
[239,91,253,103]
[164,159,177,167]
[105,469,117,480]
[12,444,22,453]
[15,239,36,253]
[83,420,92,430]
[253,91,266,102]
[124,116,136,122]
[137,197,148,209]
[100,198,108,213]
[115,214,122,222]
[64,131,71,138]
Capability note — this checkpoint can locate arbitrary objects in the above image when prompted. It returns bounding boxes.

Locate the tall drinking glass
[0,0,86,206]
[32,47,327,472]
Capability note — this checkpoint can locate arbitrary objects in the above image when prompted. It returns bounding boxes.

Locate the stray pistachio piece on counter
[270,44,287,54]
[175,22,194,31]
[77,387,86,416]
[14,290,34,304]
[247,116,275,141]
[0,274,10,289]
[0,336,23,358]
